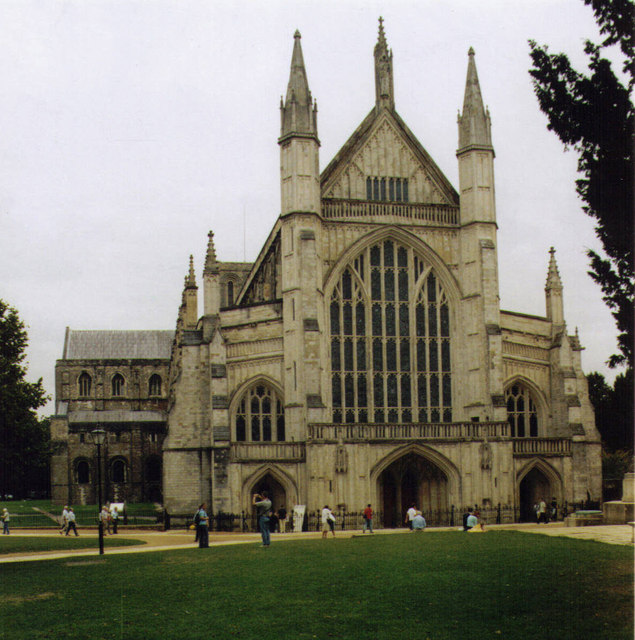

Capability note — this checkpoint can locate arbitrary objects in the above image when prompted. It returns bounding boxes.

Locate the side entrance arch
[242,465,298,517]
[375,448,454,527]
[518,459,562,522]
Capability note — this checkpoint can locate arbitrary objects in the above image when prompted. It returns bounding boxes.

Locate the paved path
[1,522,632,564]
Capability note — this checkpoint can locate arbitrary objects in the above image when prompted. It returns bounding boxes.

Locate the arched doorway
[519,466,553,522]
[379,453,449,527]
[251,473,287,514]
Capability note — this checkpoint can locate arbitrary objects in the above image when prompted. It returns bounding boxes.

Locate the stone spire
[185,254,197,289]
[458,47,492,150]
[204,230,219,275]
[545,247,564,324]
[374,16,394,110]
[279,30,318,142]
[545,247,563,292]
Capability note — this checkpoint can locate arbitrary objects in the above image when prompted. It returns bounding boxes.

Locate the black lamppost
[89,428,107,555]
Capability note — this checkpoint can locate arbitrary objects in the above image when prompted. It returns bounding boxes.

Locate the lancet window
[112,373,125,397]
[330,240,452,424]
[366,177,409,202]
[148,374,162,397]
[234,383,285,442]
[78,372,92,397]
[505,383,539,437]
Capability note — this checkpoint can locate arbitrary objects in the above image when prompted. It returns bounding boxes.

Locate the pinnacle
[204,230,219,274]
[546,246,563,291]
[185,254,197,288]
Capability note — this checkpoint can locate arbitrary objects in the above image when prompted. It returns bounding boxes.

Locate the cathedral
[50,22,601,525]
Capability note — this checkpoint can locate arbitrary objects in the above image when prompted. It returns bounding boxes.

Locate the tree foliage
[587,370,634,452]
[0,300,50,498]
[529,0,634,368]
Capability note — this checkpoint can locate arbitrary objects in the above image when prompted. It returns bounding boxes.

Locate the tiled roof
[64,330,174,360]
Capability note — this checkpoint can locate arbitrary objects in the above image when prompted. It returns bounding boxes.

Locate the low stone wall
[565,510,603,527]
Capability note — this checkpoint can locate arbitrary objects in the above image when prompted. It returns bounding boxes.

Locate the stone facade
[52,23,602,522]
[50,329,173,505]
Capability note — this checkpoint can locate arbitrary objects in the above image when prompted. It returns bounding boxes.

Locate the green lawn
[1,531,632,639]
[0,501,161,527]
[0,536,146,555]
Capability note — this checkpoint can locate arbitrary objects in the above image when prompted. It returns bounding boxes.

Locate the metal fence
[3,500,599,530]
[169,503,530,533]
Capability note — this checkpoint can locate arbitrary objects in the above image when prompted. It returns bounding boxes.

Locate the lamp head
[90,428,107,446]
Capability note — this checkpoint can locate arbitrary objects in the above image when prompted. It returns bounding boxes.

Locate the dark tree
[587,370,634,453]
[529,0,634,368]
[0,300,50,498]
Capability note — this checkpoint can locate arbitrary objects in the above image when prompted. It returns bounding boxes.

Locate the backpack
[194,511,201,525]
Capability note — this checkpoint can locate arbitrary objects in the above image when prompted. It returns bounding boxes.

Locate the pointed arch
[230,376,285,443]
[241,464,298,512]
[370,443,461,498]
[517,457,563,522]
[516,457,562,488]
[504,375,548,437]
[326,228,458,425]
[323,226,462,304]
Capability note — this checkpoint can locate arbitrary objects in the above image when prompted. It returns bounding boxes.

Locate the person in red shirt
[363,504,374,534]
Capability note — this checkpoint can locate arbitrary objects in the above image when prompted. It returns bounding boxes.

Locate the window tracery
[330,240,452,424]
[505,383,539,437]
[234,383,285,442]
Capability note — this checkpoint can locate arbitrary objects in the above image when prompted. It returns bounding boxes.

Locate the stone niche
[602,472,635,525]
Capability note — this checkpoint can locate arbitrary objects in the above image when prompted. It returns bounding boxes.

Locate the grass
[0,501,161,527]
[0,536,146,555]
[1,531,632,639]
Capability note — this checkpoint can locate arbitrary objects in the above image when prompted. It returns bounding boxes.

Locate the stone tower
[456,48,505,422]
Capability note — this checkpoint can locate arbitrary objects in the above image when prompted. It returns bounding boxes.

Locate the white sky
[0,0,622,415]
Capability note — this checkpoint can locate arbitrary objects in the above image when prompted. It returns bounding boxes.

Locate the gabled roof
[62,329,174,360]
[320,107,459,206]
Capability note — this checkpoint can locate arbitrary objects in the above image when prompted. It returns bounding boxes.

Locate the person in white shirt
[404,503,417,530]
[466,510,478,530]
[100,506,111,535]
[65,508,79,536]
[321,505,336,538]
[59,506,69,535]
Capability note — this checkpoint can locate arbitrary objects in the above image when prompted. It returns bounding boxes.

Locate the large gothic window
[234,383,285,442]
[506,383,539,437]
[330,240,452,424]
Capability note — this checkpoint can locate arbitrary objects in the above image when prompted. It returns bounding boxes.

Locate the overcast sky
[0,0,622,415]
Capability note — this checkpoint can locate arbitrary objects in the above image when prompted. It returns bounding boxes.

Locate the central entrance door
[379,453,449,527]
[252,473,287,514]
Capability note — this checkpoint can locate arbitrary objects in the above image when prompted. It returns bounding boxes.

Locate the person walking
[65,507,79,536]
[549,497,558,523]
[321,505,336,538]
[195,503,209,548]
[537,498,547,524]
[362,504,374,533]
[59,505,69,535]
[111,507,119,534]
[100,506,110,535]
[253,491,272,547]
[277,506,287,533]
[2,508,10,534]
